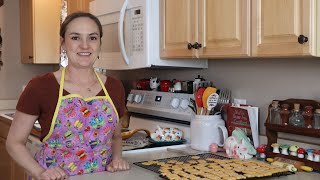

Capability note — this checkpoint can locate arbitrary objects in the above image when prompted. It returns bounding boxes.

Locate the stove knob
[180,99,189,110]
[134,94,142,103]
[170,98,180,109]
[127,93,134,103]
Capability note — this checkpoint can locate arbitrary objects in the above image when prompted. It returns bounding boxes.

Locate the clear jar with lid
[289,103,304,127]
[313,109,320,129]
[270,101,281,124]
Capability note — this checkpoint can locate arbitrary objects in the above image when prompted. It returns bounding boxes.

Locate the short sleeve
[16,78,41,116]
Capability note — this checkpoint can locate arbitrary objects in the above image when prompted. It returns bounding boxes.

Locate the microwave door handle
[118,0,130,65]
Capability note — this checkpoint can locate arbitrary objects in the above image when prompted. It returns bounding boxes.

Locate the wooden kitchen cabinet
[162,0,320,59]
[160,0,196,58]
[67,0,92,14]
[251,0,320,57]
[160,0,250,58]
[20,0,61,64]
[0,120,28,180]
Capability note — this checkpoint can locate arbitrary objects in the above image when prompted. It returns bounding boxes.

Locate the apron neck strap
[60,67,108,96]
[59,68,66,97]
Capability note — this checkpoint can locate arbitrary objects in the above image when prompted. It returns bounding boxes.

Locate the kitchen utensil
[212,88,232,115]
[189,98,197,114]
[191,114,228,151]
[121,128,151,140]
[202,87,217,114]
[206,93,219,115]
[195,87,206,114]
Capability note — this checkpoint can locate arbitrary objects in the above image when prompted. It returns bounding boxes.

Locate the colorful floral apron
[34,68,119,176]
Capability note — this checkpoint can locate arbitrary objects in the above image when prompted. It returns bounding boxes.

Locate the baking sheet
[134,153,294,179]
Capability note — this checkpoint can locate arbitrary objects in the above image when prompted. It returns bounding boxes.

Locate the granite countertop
[69,146,320,180]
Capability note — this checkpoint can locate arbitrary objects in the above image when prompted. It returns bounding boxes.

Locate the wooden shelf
[265,99,320,172]
[266,151,320,171]
[265,123,320,138]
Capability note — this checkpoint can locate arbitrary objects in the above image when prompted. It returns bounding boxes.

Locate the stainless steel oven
[124,90,193,152]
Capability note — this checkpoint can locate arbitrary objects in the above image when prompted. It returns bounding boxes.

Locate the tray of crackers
[134,153,293,179]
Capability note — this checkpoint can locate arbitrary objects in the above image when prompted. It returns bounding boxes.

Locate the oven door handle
[118,0,130,65]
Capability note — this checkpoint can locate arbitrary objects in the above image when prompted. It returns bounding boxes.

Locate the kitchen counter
[69,146,320,180]
[0,109,41,137]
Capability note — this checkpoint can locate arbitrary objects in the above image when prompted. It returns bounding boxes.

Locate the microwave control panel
[129,7,144,53]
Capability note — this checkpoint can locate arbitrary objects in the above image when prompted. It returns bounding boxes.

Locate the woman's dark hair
[60,12,103,39]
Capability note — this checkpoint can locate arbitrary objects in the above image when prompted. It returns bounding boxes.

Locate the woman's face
[61,17,101,68]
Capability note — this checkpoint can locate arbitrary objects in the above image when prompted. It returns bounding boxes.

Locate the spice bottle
[270,101,281,124]
[302,105,313,128]
[313,109,320,129]
[289,103,304,127]
[280,104,290,125]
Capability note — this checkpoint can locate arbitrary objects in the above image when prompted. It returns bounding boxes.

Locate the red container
[136,79,150,90]
[160,80,171,92]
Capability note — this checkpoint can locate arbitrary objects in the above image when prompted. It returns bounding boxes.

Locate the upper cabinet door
[252,0,313,56]
[20,0,61,64]
[198,0,250,58]
[160,0,197,58]
[67,0,92,14]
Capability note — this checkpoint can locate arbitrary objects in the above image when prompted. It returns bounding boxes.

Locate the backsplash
[105,58,320,145]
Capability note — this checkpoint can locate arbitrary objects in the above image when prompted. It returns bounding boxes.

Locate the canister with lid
[313,109,320,129]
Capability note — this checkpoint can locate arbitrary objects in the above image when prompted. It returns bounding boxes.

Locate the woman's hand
[106,158,130,172]
[34,167,69,180]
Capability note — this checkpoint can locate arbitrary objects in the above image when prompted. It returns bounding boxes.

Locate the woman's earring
[60,49,68,67]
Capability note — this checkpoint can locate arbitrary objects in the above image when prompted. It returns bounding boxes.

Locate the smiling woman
[6,12,130,180]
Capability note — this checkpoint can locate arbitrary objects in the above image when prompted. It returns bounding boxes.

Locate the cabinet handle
[298,35,308,44]
[28,56,33,59]
[187,43,193,50]
[193,42,202,49]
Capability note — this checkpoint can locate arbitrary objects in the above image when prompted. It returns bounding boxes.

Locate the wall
[106,57,320,145]
[0,0,319,145]
[0,0,56,100]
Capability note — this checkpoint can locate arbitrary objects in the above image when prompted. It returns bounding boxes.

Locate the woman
[6,12,130,180]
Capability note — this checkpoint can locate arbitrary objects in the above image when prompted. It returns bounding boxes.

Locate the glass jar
[289,103,304,127]
[280,104,290,125]
[313,109,320,129]
[270,101,281,124]
[302,105,313,128]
